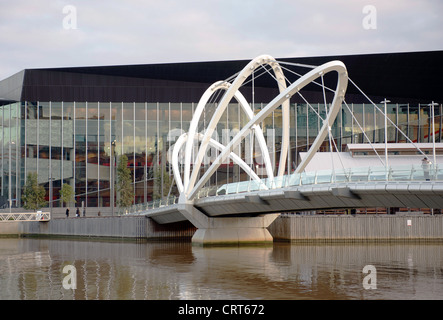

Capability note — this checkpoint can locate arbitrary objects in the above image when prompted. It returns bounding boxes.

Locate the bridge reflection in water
[0,238,442,300]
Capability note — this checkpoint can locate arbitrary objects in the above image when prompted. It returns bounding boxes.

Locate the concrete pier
[177,200,279,245]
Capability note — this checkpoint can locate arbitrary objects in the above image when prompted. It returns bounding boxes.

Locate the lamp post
[111,140,116,216]
[429,102,438,167]
[144,163,147,206]
[49,174,53,217]
[8,141,15,213]
[381,99,390,170]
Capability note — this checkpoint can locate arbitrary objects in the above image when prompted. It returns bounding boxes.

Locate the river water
[0,238,442,300]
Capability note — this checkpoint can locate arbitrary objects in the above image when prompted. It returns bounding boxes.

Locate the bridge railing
[127,164,443,213]
[126,196,179,215]
[196,164,443,198]
[0,211,50,222]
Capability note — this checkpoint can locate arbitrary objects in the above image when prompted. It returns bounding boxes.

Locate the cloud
[0,0,442,80]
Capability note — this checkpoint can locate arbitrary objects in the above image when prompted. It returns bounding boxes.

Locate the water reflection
[0,239,442,300]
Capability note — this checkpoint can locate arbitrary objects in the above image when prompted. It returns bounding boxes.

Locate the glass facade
[0,101,441,210]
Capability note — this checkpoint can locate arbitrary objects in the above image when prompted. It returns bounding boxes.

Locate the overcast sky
[0,0,442,80]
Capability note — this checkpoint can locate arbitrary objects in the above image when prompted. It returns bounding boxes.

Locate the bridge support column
[177,198,279,246]
[191,214,279,246]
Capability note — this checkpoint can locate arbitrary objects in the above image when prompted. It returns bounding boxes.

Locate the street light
[111,140,116,216]
[428,102,439,167]
[8,141,15,213]
[380,99,391,169]
[49,174,53,217]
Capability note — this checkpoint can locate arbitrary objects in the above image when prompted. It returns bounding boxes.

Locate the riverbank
[0,216,196,241]
[1,214,443,243]
[269,214,443,242]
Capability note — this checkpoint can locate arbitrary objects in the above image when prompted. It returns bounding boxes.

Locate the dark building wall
[319,50,443,103]
[1,50,442,104]
[19,69,292,103]
[20,69,212,102]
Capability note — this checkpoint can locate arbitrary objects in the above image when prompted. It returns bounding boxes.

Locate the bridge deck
[142,180,443,224]
[125,165,443,224]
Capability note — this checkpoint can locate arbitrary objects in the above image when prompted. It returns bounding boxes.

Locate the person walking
[422,157,432,181]
[83,207,86,217]
[76,207,80,217]
[66,207,70,218]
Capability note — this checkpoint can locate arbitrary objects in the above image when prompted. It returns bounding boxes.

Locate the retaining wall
[0,221,21,237]
[268,214,443,242]
[6,216,196,241]
[2,214,443,242]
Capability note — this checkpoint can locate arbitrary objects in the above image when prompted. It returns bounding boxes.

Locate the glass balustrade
[127,164,442,213]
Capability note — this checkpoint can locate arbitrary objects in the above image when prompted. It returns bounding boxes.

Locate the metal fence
[0,212,50,222]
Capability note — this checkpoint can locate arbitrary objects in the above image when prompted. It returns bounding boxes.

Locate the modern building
[0,50,442,213]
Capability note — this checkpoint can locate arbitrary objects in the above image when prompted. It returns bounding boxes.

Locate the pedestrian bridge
[132,164,443,245]
[146,165,443,220]
[129,54,441,245]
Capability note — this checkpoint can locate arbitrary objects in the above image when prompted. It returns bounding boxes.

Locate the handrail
[126,164,443,214]
[0,212,50,222]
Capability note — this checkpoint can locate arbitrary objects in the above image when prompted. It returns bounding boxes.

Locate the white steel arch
[185,55,290,196]
[171,55,348,202]
[172,132,267,193]
[181,80,274,193]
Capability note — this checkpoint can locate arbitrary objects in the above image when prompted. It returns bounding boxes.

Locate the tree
[22,172,46,211]
[153,165,174,200]
[59,183,75,207]
[116,154,134,211]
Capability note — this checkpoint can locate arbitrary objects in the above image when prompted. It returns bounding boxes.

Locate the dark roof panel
[1,51,442,104]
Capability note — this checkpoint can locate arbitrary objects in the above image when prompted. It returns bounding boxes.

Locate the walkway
[137,164,443,224]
